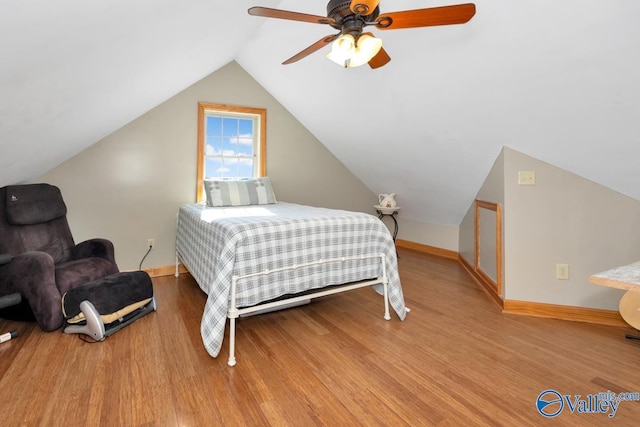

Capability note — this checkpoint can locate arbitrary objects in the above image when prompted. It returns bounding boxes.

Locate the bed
[175,184,407,366]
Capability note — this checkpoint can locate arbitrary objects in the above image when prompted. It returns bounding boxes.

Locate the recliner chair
[0,183,119,331]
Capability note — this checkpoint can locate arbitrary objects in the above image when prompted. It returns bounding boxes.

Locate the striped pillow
[204,177,277,207]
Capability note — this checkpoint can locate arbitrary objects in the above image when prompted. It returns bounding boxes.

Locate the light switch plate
[518,171,536,185]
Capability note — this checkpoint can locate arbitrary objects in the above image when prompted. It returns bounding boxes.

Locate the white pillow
[204,177,277,207]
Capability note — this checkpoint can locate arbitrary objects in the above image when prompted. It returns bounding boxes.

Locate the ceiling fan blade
[248,6,335,25]
[368,47,390,69]
[283,34,341,65]
[350,0,380,15]
[375,3,476,30]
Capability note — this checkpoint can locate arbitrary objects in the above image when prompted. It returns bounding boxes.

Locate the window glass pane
[220,136,233,156]
[205,158,223,179]
[238,119,253,136]
[222,118,238,137]
[223,158,239,178]
[220,158,233,178]
[205,115,255,172]
[206,136,222,155]
[238,159,254,178]
[207,116,222,136]
[237,142,252,157]
[227,136,239,157]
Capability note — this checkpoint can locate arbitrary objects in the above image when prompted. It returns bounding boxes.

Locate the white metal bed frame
[176,253,391,366]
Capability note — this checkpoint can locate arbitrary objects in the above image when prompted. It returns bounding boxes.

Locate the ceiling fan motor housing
[326,0,380,37]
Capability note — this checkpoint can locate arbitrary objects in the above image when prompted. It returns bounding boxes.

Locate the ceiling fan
[248,1,476,69]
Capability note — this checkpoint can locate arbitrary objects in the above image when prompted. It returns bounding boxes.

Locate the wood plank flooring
[2,248,640,426]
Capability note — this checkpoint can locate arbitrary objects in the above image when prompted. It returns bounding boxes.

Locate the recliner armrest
[72,239,117,266]
[0,251,62,331]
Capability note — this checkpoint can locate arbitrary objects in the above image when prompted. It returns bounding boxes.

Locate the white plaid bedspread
[175,202,407,357]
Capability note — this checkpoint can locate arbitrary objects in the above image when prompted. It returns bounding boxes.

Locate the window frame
[196,102,266,202]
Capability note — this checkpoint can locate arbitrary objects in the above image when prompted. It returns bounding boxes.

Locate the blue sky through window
[205,115,255,178]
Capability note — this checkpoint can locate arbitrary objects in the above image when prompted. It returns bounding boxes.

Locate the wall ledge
[503,300,626,328]
[458,255,504,309]
[139,263,189,278]
[395,239,458,259]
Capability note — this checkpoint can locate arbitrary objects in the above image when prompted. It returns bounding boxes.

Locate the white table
[590,261,640,341]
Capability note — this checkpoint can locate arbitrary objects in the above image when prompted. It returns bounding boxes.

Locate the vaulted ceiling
[2,0,639,226]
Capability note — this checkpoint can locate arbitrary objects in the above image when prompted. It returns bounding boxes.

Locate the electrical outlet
[147,239,155,249]
[556,263,569,280]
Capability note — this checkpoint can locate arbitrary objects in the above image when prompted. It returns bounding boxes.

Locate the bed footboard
[227,253,390,367]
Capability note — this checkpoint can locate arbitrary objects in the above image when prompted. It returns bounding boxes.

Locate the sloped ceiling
[2,1,639,226]
[0,0,260,188]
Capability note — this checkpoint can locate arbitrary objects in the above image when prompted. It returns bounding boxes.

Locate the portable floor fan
[248,1,476,69]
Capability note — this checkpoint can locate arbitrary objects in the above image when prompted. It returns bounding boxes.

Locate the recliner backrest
[0,184,76,263]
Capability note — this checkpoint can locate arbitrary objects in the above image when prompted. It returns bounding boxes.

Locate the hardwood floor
[2,248,640,426]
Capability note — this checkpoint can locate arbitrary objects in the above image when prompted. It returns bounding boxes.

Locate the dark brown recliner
[0,183,119,331]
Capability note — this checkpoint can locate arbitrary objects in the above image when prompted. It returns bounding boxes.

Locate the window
[196,102,266,202]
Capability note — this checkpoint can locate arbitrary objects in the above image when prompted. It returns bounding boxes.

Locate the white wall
[397,218,459,252]
[503,147,640,310]
[459,147,640,310]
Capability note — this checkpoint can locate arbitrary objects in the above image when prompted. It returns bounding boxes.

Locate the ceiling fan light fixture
[349,33,382,67]
[326,34,356,67]
[326,33,382,68]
